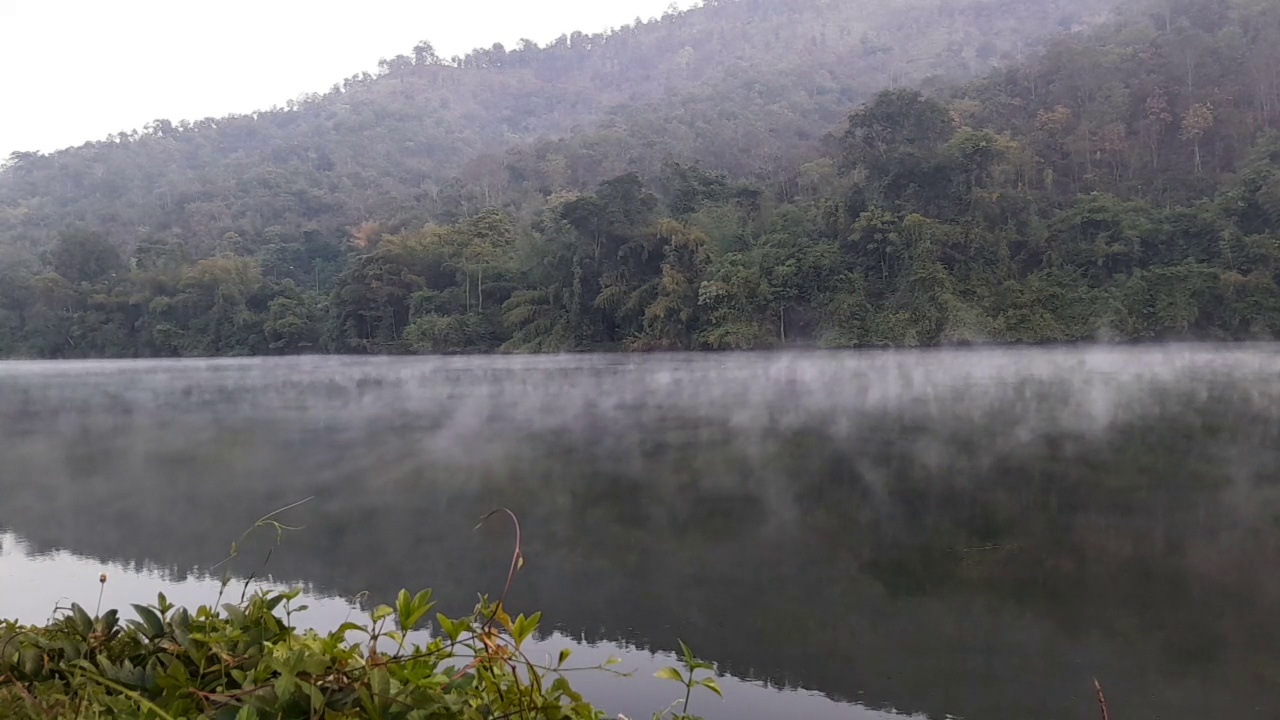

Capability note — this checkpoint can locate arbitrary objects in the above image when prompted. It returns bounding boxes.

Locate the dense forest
[1,0,1277,357]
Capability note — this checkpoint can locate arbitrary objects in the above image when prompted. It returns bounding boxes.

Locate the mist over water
[2,346,1279,719]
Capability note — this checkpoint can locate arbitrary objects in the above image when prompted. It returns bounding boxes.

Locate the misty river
[2,347,1279,719]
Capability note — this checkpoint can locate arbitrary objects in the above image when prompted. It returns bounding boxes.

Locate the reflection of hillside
[3,352,1280,719]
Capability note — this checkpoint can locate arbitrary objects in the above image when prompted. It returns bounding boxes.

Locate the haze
[0,0,695,158]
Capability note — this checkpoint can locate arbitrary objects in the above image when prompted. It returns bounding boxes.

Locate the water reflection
[1,348,1279,719]
[0,531,354,628]
[0,531,895,720]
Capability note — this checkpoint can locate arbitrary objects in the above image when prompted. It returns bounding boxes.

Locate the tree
[169,255,268,356]
[1141,88,1173,171]
[841,89,956,209]
[1181,102,1215,174]
[413,40,441,66]
[633,221,710,350]
[330,234,445,352]
[264,287,325,352]
[456,209,515,313]
[697,253,776,350]
[47,229,124,285]
[2,0,1279,358]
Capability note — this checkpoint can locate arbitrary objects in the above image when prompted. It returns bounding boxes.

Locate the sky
[0,0,696,158]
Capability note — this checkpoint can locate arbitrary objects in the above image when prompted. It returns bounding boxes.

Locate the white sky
[0,0,697,158]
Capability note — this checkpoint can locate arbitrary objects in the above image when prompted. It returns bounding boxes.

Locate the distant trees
[0,0,1278,358]
[47,230,124,285]
[413,40,441,66]
[0,0,1118,263]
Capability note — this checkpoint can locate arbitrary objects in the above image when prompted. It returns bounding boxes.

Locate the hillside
[3,0,1278,358]
[0,0,1113,259]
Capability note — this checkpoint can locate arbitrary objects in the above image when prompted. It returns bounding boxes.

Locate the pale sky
[0,0,697,158]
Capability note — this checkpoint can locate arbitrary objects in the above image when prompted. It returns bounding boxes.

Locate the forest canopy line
[0,0,1115,255]
[1,0,1278,357]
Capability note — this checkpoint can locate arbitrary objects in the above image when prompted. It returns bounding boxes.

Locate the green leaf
[55,637,83,662]
[71,604,93,637]
[551,676,585,703]
[371,604,394,623]
[678,639,695,666]
[654,666,685,683]
[398,589,435,632]
[170,610,197,656]
[395,589,413,631]
[221,604,248,625]
[96,609,120,636]
[699,677,724,698]
[334,622,369,638]
[437,613,466,642]
[557,648,572,668]
[131,604,165,638]
[370,666,392,710]
[305,681,326,712]
[19,647,41,676]
[274,672,297,703]
[510,612,541,647]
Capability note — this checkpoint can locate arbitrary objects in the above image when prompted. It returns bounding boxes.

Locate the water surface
[2,347,1279,719]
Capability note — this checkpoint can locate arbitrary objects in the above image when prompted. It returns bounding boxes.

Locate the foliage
[0,0,1115,257]
[0,587,702,719]
[651,642,722,720]
[1,0,1279,357]
[0,507,720,720]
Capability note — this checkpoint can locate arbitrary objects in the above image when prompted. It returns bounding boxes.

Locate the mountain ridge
[0,0,1115,258]
[4,0,1278,359]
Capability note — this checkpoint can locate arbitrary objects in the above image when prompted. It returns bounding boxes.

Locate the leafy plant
[0,588,614,719]
[0,507,722,719]
[651,640,722,720]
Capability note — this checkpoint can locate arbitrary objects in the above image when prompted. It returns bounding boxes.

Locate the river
[1,347,1278,719]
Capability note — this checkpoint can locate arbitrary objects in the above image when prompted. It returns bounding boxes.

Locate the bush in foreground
[0,588,719,720]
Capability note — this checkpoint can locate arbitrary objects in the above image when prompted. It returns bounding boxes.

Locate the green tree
[47,229,124,285]
[633,220,711,350]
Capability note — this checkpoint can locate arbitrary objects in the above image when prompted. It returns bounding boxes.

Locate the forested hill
[2,0,1278,358]
[0,0,1112,257]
